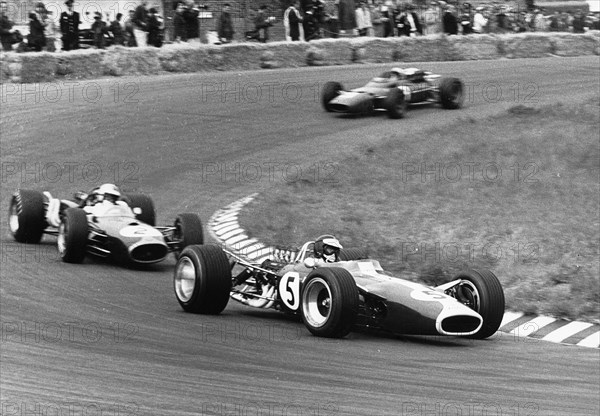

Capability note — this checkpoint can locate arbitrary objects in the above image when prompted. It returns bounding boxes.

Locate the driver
[313,235,343,263]
[83,183,132,216]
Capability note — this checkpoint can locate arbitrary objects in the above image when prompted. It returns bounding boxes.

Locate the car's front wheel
[439,77,464,109]
[384,88,407,119]
[449,269,505,339]
[173,213,204,257]
[301,267,358,338]
[58,208,88,263]
[174,245,231,314]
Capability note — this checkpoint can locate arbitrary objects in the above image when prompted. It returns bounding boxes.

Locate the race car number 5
[279,272,301,311]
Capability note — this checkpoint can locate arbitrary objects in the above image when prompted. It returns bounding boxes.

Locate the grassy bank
[239,98,600,322]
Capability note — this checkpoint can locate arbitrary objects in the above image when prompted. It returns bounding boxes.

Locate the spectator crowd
[1,0,599,53]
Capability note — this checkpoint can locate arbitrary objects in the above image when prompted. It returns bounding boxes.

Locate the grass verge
[239,98,600,322]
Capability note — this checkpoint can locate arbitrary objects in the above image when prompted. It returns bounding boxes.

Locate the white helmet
[97,183,121,203]
[314,235,343,263]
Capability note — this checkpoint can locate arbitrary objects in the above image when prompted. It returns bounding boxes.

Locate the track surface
[1,57,599,415]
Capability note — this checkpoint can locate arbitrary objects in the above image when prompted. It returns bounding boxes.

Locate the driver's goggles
[323,245,339,255]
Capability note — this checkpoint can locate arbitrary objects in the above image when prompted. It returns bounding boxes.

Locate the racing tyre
[384,88,407,119]
[174,213,204,255]
[58,208,88,263]
[450,269,505,339]
[174,244,231,314]
[322,81,344,112]
[8,190,46,243]
[122,194,156,226]
[301,267,359,338]
[439,77,464,109]
[338,248,369,261]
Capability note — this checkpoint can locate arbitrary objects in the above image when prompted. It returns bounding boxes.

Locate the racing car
[8,185,203,265]
[173,236,505,340]
[321,67,464,118]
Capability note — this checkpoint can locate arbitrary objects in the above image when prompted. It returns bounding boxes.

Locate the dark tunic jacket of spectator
[217,10,234,40]
[147,14,162,46]
[338,0,357,31]
[28,14,45,51]
[133,4,148,30]
[110,19,125,45]
[0,12,14,50]
[287,6,302,40]
[60,10,80,50]
[443,10,458,35]
[173,11,187,40]
[183,6,199,39]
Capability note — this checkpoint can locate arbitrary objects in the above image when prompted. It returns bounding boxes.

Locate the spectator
[443,5,458,35]
[217,3,234,43]
[379,0,395,37]
[0,0,15,51]
[459,3,472,35]
[423,3,439,35]
[60,0,79,50]
[91,12,107,49]
[397,4,421,37]
[183,0,200,43]
[592,13,600,30]
[303,4,320,41]
[549,10,560,31]
[572,9,585,33]
[370,0,382,37]
[111,13,125,45]
[28,12,45,51]
[124,9,137,46]
[496,6,508,33]
[146,7,163,47]
[355,1,372,36]
[132,0,148,47]
[338,0,356,35]
[284,0,303,41]
[173,2,187,42]
[472,6,487,34]
[322,0,339,38]
[533,9,546,32]
[254,5,273,43]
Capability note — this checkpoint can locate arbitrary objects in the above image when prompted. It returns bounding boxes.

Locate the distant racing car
[321,67,464,118]
[173,236,505,340]
[8,185,203,264]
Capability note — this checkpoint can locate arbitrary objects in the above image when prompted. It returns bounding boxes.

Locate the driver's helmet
[313,235,343,263]
[96,183,121,204]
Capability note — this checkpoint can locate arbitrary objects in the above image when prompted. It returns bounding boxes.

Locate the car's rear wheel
[174,245,231,314]
[384,88,407,119]
[449,269,505,339]
[173,213,204,256]
[301,267,358,338]
[439,77,464,109]
[322,81,344,112]
[8,189,46,244]
[58,208,88,263]
[122,194,156,226]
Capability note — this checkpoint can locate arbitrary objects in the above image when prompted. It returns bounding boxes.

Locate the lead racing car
[8,184,204,265]
[321,67,464,119]
[173,235,505,339]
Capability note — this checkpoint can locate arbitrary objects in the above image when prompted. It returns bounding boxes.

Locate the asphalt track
[1,57,599,415]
